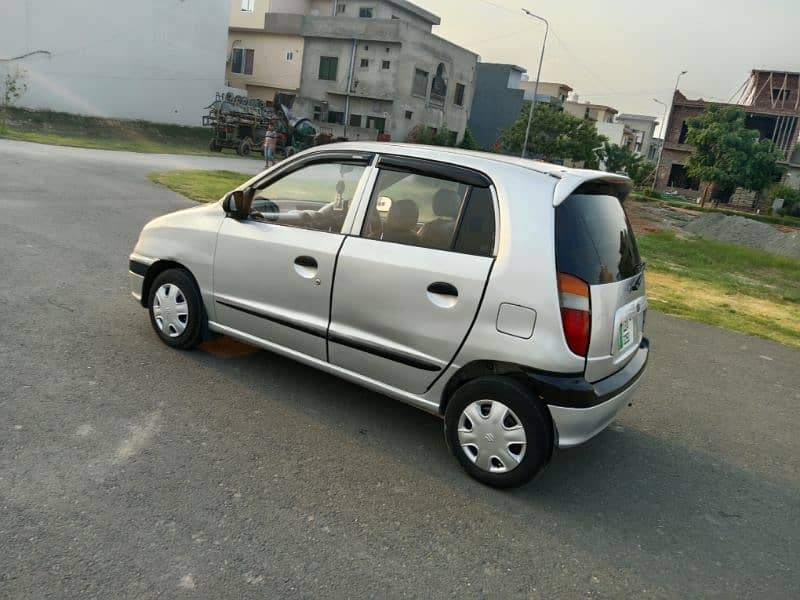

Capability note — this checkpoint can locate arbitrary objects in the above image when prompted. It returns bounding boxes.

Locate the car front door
[328,156,497,394]
[212,153,372,361]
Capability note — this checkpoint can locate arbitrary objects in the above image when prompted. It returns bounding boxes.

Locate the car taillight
[558,273,591,357]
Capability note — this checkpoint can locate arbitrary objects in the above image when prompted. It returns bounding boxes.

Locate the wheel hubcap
[152,283,189,338]
[457,400,527,473]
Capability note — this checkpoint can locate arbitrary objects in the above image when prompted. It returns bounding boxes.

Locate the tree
[685,106,785,206]
[407,125,458,147]
[458,128,481,151]
[1,67,28,133]
[597,141,655,186]
[499,102,606,167]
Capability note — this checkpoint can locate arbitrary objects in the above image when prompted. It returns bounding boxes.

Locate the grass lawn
[0,107,254,157]
[147,170,252,203]
[638,230,800,347]
[147,169,800,348]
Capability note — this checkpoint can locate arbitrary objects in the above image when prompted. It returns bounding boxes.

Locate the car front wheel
[147,269,204,350]
[444,377,553,488]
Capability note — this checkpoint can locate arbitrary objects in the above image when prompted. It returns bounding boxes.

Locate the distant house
[0,0,229,126]
[520,81,572,107]
[228,0,478,143]
[618,114,660,160]
[655,69,800,204]
[467,63,526,149]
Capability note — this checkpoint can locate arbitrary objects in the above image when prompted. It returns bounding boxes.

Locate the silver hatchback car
[129,143,648,488]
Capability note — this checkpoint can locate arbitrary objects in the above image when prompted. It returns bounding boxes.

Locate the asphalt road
[1,139,799,599]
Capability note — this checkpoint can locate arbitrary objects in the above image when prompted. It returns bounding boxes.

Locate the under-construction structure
[655,69,800,206]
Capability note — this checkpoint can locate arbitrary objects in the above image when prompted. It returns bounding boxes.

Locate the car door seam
[326,234,349,363]
[424,257,497,395]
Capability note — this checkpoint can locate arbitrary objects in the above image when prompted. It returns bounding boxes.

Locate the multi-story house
[226,0,478,143]
[655,69,800,204]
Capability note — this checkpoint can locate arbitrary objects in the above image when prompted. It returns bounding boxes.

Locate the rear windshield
[555,193,642,285]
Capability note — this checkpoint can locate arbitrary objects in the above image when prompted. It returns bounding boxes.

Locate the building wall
[467,64,525,149]
[333,1,438,31]
[295,16,476,143]
[1,0,228,126]
[750,71,800,111]
[226,31,305,95]
[618,114,658,159]
[521,81,570,104]
[564,101,616,123]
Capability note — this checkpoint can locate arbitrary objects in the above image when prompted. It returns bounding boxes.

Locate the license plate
[618,318,634,351]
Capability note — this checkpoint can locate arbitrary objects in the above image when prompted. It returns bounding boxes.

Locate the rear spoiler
[553,173,632,207]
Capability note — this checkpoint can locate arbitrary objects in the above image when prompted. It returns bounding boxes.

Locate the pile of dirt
[683,212,800,259]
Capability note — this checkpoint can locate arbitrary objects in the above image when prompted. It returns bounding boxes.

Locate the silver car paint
[130,142,643,447]
[213,220,346,361]
[132,202,225,321]
[329,236,493,394]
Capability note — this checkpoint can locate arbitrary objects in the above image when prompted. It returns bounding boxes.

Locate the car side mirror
[223,188,253,219]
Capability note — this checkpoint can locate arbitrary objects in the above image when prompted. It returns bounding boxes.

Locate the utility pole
[520,9,548,159]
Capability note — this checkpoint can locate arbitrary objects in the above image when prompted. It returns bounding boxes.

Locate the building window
[412,69,428,97]
[319,56,339,81]
[430,63,448,104]
[349,114,362,127]
[359,7,374,18]
[313,105,322,120]
[336,3,346,14]
[386,47,391,52]
[364,44,369,51]
[772,88,791,101]
[391,14,399,19]
[231,48,254,75]
[327,110,345,125]
[382,60,391,70]
[405,110,413,119]
[584,107,590,119]
[366,116,387,132]
[454,83,465,107]
[285,51,294,61]
[241,0,254,12]
[678,121,689,144]
[360,58,369,69]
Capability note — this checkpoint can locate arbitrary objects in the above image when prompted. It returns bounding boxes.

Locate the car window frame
[241,150,376,235]
[348,154,498,257]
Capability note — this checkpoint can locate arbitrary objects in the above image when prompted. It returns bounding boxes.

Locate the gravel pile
[683,212,800,259]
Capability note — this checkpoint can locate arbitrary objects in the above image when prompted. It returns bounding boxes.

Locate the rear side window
[556,193,641,284]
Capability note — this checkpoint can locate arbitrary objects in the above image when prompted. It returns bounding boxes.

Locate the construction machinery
[203,92,328,157]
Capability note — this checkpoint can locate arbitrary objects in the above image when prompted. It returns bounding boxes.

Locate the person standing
[263,122,278,167]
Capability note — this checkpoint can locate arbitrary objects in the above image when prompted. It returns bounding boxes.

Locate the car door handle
[427,282,458,297]
[294,255,317,268]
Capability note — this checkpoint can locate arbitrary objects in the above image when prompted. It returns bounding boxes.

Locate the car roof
[309,142,632,206]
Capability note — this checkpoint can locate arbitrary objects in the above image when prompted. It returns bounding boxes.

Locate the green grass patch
[147,170,251,203]
[639,230,800,346]
[0,107,253,157]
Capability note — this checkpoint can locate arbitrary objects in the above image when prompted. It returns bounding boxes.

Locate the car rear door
[555,187,647,382]
[328,156,497,394]
[212,153,372,361]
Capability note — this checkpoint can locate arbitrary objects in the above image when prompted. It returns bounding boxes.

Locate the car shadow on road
[184,336,797,593]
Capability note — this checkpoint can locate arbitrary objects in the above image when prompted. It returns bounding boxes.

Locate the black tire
[284,145,296,158]
[444,376,553,488]
[209,139,222,152]
[147,268,205,350]
[238,139,251,156]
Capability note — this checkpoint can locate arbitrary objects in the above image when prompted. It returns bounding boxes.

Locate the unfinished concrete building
[655,70,800,206]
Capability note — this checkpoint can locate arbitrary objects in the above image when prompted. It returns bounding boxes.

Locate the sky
[413,0,799,136]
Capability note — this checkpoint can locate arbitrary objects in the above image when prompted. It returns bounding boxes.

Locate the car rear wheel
[148,269,204,350]
[444,376,553,488]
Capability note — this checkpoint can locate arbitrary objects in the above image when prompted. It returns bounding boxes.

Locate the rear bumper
[529,338,649,448]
